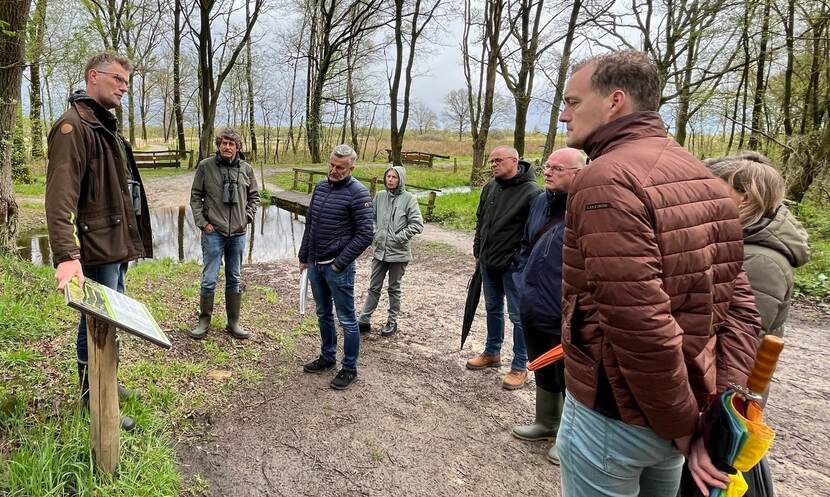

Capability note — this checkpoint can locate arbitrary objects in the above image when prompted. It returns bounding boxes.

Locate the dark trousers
[523,321,565,393]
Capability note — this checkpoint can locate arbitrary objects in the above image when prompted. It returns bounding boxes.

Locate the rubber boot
[511,387,563,442]
[190,293,214,340]
[77,362,136,432]
[226,292,249,339]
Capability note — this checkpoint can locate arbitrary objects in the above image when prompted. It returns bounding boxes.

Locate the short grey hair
[85,52,133,83]
[491,145,519,159]
[215,127,243,150]
[331,144,358,166]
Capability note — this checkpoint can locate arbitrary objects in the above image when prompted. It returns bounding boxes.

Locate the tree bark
[542,0,580,159]
[0,0,31,252]
[28,0,47,159]
[173,0,187,155]
[748,0,771,150]
[245,0,257,162]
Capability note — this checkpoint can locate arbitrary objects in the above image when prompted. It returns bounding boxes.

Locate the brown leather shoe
[502,369,528,390]
[466,353,501,370]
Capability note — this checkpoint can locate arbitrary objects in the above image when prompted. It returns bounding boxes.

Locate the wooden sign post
[86,315,120,474]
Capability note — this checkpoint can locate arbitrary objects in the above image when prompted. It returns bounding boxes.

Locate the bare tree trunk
[245,0,257,162]
[173,0,187,154]
[0,0,31,251]
[543,0,580,159]
[128,73,136,146]
[28,0,47,159]
[782,0,795,139]
[748,0,771,150]
[139,74,148,142]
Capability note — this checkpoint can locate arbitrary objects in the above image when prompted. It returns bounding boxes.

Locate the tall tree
[192,0,264,159]
[245,0,257,161]
[172,0,187,154]
[388,0,442,166]
[463,0,504,186]
[304,0,385,163]
[1,0,32,251]
[28,0,47,159]
[747,0,772,150]
[443,88,470,141]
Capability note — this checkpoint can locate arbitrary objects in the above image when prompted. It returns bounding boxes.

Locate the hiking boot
[502,369,528,390]
[118,383,140,401]
[512,387,563,441]
[466,353,501,370]
[190,293,214,340]
[303,357,336,374]
[547,443,560,465]
[358,321,371,334]
[225,292,249,339]
[381,321,397,337]
[330,369,358,390]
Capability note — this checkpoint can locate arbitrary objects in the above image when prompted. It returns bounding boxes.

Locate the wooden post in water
[87,316,119,474]
[427,191,437,219]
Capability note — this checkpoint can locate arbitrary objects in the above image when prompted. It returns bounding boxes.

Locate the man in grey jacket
[189,127,260,340]
[358,166,424,336]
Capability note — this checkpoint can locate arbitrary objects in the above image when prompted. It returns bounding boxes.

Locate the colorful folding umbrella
[680,335,784,497]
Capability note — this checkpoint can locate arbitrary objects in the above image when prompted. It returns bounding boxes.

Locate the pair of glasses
[489,157,513,165]
[545,165,580,172]
[96,70,129,88]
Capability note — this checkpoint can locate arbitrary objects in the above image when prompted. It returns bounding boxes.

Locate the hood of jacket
[385,165,407,195]
[68,90,119,133]
[744,204,810,268]
[496,159,536,186]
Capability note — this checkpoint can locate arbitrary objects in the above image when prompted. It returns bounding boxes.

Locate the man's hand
[55,259,84,291]
[299,261,307,271]
[332,265,341,273]
[203,223,215,233]
[686,436,729,496]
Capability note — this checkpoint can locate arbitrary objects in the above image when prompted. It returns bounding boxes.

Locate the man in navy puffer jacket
[511,147,585,465]
[299,144,373,390]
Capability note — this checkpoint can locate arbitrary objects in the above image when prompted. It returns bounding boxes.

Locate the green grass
[13,176,46,197]
[793,202,830,299]
[429,190,481,231]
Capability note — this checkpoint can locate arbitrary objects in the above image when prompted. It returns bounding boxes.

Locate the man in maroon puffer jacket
[556,50,761,497]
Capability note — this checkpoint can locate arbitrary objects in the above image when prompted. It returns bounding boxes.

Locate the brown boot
[502,369,528,390]
[466,353,501,370]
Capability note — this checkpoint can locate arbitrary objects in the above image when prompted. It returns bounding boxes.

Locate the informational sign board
[64,278,171,349]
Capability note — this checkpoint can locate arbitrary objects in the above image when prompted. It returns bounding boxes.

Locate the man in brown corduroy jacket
[555,50,761,497]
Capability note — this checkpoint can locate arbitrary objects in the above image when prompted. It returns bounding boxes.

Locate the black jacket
[473,160,542,268]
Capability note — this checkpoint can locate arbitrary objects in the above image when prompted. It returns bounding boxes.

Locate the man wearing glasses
[468,146,543,390]
[46,52,152,431]
[299,144,373,390]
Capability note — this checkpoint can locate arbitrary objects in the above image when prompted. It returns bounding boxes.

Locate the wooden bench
[385,149,451,168]
[133,149,193,169]
[290,167,440,219]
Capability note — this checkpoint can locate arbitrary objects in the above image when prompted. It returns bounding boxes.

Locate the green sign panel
[65,279,171,349]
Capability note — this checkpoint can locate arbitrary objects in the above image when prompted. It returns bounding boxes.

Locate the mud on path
[174,242,829,497]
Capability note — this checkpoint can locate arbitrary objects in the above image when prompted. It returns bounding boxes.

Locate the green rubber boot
[511,387,564,442]
[190,293,214,340]
[226,292,249,339]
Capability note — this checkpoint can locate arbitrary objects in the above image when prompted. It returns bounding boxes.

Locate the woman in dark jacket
[511,148,585,465]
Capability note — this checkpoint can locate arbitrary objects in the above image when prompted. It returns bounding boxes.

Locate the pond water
[16,205,306,266]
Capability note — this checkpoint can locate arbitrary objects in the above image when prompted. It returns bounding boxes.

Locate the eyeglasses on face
[489,157,516,165]
[544,164,579,173]
[96,70,129,88]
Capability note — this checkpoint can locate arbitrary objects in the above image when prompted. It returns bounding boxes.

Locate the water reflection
[16,205,306,266]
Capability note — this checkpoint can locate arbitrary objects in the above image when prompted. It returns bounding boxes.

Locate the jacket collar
[69,90,118,134]
[582,111,667,160]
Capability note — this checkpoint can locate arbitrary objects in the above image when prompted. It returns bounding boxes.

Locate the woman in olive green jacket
[706,152,810,343]
[357,166,424,336]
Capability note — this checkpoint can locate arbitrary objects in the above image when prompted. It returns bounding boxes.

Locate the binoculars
[223,178,238,205]
[127,179,142,216]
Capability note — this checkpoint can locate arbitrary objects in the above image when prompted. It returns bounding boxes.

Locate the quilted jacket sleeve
[570,180,699,440]
[715,270,761,392]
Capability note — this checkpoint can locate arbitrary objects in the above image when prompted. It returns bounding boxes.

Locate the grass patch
[429,190,481,232]
[794,202,830,299]
[13,176,46,196]
[0,253,311,495]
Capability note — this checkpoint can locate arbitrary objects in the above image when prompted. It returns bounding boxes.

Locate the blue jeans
[308,262,360,371]
[480,263,527,370]
[201,231,245,294]
[558,392,685,497]
[77,262,128,364]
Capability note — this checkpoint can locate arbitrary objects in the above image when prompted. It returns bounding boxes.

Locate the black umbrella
[461,266,482,350]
